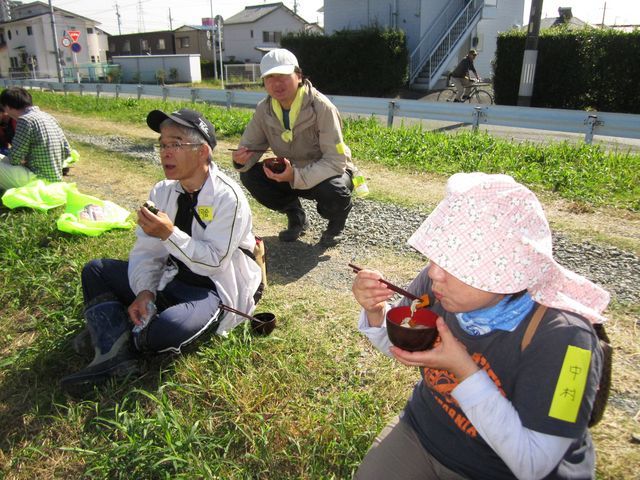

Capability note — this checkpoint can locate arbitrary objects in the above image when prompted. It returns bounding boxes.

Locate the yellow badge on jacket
[197,206,214,222]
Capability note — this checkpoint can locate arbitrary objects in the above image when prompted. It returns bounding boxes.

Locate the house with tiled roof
[222,2,321,63]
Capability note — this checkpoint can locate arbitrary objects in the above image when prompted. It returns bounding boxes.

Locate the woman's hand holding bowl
[391,317,480,382]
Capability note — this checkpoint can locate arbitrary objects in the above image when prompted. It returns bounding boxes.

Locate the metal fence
[2,78,639,145]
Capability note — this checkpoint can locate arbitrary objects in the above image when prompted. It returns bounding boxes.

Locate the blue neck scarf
[455,292,535,336]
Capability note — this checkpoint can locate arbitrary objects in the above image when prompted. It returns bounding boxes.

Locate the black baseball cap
[147,108,217,149]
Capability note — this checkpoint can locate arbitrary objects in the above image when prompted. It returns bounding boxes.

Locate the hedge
[494,28,640,113]
[281,28,408,97]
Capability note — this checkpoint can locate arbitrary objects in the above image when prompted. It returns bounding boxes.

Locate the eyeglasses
[154,142,203,153]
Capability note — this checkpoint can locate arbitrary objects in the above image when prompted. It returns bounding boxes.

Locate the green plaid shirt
[8,106,71,182]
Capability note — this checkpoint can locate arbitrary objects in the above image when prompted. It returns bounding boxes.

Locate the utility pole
[209,0,218,80]
[216,15,224,88]
[600,2,607,28]
[168,8,173,30]
[517,0,543,107]
[115,3,122,35]
[48,0,64,83]
[137,0,145,33]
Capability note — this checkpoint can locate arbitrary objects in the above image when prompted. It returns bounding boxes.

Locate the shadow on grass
[260,235,332,285]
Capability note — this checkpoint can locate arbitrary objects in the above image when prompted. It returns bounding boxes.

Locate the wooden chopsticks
[348,263,420,301]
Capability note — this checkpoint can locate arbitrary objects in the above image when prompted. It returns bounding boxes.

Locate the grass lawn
[0,94,638,479]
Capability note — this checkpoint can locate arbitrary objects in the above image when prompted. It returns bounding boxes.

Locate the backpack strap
[521,304,548,351]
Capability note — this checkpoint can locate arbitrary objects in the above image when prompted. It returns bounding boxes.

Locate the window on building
[7,30,11,40]
[262,31,282,43]
[91,56,96,63]
[157,38,165,50]
[123,40,130,52]
[26,26,33,35]
[87,27,94,34]
[250,30,253,38]
[109,42,115,51]
[179,36,190,48]
[10,57,18,68]
[141,39,149,51]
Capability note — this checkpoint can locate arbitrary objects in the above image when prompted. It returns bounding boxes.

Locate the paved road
[378,89,640,153]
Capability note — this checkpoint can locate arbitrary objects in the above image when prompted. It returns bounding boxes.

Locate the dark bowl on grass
[386,306,438,352]
[251,312,276,336]
[264,157,286,173]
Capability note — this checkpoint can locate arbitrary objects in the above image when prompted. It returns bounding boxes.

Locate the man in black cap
[450,49,481,102]
[61,108,263,390]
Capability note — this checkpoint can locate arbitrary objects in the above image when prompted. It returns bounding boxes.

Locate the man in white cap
[232,48,355,247]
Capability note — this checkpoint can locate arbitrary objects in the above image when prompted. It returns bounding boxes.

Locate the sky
[50,0,639,36]
[50,0,325,36]
[522,0,640,27]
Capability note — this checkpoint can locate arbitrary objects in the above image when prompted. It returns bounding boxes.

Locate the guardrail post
[115,84,121,99]
[191,89,198,103]
[387,101,397,127]
[472,106,487,131]
[162,87,169,102]
[63,82,68,96]
[226,90,234,110]
[137,85,143,100]
[79,84,84,96]
[96,84,102,99]
[584,114,603,144]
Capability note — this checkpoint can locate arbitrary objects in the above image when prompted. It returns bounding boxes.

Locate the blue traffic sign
[71,42,82,53]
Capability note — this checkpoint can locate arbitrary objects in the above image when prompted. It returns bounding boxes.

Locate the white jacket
[128,163,262,335]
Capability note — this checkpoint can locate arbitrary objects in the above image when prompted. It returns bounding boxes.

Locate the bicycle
[437,80,494,105]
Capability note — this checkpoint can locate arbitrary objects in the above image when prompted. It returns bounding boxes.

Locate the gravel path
[68,132,640,304]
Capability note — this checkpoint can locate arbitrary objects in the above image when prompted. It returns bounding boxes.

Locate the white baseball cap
[260,49,299,78]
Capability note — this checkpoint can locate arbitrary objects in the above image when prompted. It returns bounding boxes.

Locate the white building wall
[224,9,310,63]
[0,10,107,79]
[469,0,524,79]
[324,0,452,53]
[112,54,201,83]
[324,0,525,85]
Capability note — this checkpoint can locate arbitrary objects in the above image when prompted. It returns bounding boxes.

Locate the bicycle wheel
[468,89,493,105]
[437,88,457,102]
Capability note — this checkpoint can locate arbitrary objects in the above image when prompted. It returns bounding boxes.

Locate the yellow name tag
[548,345,592,423]
[197,206,214,222]
[336,142,346,154]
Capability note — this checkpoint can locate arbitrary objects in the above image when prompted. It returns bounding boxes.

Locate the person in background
[0,87,72,190]
[0,105,16,155]
[352,172,609,479]
[232,48,354,247]
[450,49,481,102]
[61,108,262,389]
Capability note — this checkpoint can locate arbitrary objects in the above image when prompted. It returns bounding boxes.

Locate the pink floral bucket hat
[408,173,610,323]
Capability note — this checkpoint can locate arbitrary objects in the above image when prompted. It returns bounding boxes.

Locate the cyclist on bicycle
[450,49,480,102]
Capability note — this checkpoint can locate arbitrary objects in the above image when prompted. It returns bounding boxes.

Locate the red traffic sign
[61,37,71,47]
[68,30,81,42]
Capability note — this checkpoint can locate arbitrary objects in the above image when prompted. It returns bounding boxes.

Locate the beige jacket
[235,80,354,190]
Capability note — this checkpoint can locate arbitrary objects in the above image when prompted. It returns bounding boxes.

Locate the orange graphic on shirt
[422,350,506,438]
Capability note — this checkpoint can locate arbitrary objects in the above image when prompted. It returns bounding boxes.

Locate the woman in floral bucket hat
[352,172,609,480]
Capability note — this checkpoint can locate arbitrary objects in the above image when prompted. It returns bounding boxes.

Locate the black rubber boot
[61,301,139,390]
[278,208,308,242]
[320,216,347,247]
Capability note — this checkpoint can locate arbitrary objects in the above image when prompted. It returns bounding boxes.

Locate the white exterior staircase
[409,0,485,91]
